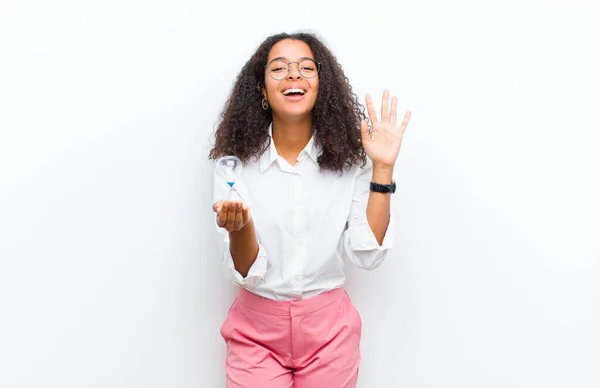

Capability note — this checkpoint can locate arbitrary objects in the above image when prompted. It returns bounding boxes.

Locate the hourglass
[215,156,244,202]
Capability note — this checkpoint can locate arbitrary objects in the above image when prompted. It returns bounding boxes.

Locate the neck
[271,114,313,165]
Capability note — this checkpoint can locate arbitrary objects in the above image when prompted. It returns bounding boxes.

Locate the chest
[239,166,356,234]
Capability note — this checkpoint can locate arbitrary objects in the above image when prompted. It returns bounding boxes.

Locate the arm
[229,222,259,278]
[343,89,411,268]
[214,200,259,277]
[361,90,411,244]
[367,165,394,245]
[213,172,267,288]
[343,160,395,270]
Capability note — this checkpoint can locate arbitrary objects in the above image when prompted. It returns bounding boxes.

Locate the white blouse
[213,130,395,300]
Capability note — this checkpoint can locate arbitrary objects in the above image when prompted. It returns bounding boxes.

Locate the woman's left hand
[361,90,411,170]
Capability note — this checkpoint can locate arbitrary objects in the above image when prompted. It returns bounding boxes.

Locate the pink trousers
[220,287,362,388]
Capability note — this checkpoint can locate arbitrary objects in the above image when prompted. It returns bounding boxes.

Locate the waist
[243,270,346,301]
[236,287,347,316]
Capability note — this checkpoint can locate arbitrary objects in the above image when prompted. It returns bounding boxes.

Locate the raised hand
[360,90,411,169]
[213,200,252,232]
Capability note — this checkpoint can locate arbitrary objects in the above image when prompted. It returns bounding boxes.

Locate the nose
[287,62,302,79]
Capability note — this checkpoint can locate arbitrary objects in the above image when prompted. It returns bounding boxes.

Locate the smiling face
[263,39,319,121]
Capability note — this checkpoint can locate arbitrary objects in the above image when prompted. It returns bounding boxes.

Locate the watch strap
[370,180,396,194]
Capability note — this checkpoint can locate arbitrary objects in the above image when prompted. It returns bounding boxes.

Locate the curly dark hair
[209,32,367,173]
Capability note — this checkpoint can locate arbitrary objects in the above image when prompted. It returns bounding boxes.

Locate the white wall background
[1,0,599,387]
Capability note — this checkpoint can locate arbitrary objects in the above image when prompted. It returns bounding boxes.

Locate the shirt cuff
[344,214,395,270]
[222,232,267,289]
[349,214,395,251]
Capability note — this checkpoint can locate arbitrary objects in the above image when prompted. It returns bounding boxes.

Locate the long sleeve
[213,168,268,289]
[218,229,268,289]
[342,161,395,270]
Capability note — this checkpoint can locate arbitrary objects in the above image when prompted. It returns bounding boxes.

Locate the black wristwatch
[370,180,396,194]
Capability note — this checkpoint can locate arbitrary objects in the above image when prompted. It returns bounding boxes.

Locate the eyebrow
[269,56,315,62]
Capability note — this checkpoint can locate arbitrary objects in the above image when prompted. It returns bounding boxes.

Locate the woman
[209,32,411,388]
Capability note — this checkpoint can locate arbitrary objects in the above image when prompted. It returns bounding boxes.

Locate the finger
[234,202,244,230]
[381,90,390,121]
[365,93,378,123]
[390,96,398,126]
[225,203,237,230]
[218,202,229,227]
[213,200,223,213]
[360,120,370,143]
[242,205,251,225]
[231,203,242,230]
[398,111,412,138]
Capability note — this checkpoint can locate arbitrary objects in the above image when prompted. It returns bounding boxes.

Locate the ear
[257,83,266,98]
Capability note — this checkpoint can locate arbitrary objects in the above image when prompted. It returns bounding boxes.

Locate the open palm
[360,90,411,169]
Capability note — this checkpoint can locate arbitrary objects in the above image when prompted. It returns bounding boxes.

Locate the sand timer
[215,156,244,202]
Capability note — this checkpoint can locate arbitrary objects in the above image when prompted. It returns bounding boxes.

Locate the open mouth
[282,88,306,96]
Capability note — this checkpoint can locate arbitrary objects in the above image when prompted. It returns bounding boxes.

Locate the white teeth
[283,88,305,95]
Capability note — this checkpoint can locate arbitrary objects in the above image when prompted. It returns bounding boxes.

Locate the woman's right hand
[213,200,252,232]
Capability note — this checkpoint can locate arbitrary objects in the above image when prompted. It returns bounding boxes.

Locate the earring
[261,98,270,110]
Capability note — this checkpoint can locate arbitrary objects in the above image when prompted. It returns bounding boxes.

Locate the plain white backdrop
[1,0,599,387]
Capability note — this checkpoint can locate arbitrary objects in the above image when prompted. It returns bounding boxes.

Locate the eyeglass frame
[264,57,322,80]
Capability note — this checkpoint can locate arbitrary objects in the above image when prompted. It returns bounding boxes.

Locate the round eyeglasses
[266,58,321,80]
